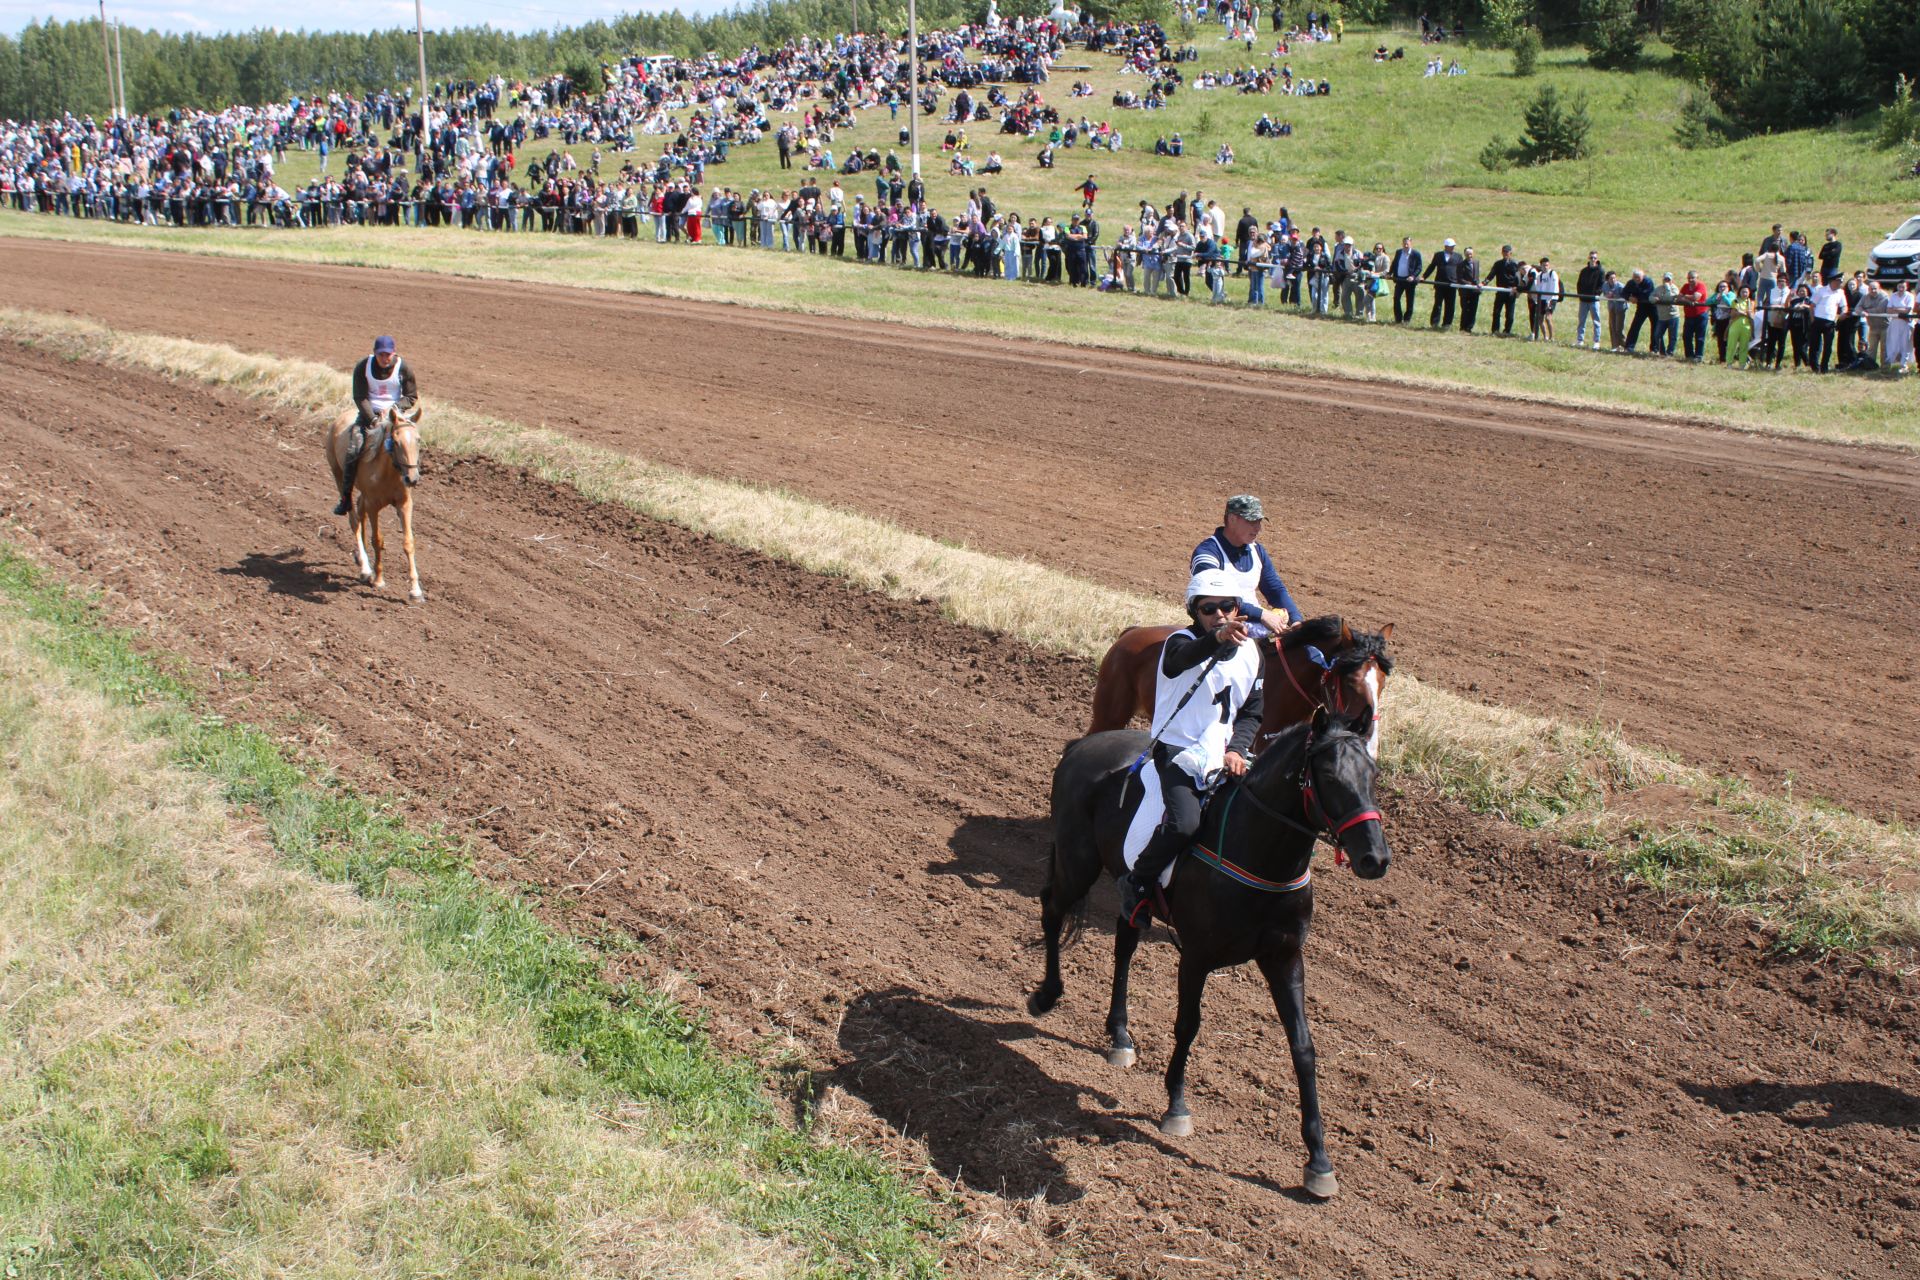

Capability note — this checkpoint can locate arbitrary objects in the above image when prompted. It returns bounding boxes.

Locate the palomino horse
[1088,615,1395,756]
[1028,708,1390,1198]
[326,404,426,603]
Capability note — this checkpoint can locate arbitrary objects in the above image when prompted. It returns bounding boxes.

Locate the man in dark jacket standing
[1457,247,1483,333]
[1390,236,1422,323]
[1235,207,1258,274]
[1424,237,1463,328]
[1487,244,1523,336]
[1574,251,1606,349]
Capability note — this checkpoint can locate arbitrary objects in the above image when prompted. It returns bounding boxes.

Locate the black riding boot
[1122,821,1188,926]
[334,428,365,515]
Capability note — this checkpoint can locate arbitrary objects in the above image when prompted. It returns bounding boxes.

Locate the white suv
[1867,214,1920,284]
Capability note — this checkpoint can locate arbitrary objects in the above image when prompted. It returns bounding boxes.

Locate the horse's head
[1328,621,1394,760]
[1272,618,1396,759]
[385,407,422,488]
[1302,705,1391,880]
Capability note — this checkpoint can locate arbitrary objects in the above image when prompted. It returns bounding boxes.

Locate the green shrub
[1478,135,1513,172]
[1511,27,1542,77]
[1879,74,1920,150]
[1674,88,1727,150]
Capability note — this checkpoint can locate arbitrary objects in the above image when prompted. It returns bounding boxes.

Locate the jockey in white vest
[336,334,419,515]
[1190,493,1301,637]
[1120,567,1266,926]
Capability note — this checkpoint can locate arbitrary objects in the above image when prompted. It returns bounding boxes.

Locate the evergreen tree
[1519,83,1591,162]
[1580,0,1642,69]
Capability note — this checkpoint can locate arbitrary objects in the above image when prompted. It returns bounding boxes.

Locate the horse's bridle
[1234,725,1383,867]
[1277,642,1371,719]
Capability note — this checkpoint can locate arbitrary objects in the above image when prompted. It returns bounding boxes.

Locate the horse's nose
[1344,826,1391,880]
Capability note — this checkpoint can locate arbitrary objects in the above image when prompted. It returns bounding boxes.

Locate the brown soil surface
[2,342,1914,1280]
[4,243,1919,824]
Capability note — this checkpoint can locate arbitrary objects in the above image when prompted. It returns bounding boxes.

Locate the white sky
[3,1,738,37]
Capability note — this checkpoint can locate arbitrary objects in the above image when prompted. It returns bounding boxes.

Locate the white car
[1867,214,1920,284]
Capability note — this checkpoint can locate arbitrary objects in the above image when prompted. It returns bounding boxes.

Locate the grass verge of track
[3,305,1912,958]
[2,213,1914,453]
[0,543,946,1279]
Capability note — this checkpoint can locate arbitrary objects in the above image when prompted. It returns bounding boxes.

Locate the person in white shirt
[1808,278,1848,373]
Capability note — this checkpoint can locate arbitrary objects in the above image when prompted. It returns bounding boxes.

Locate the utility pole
[906,0,919,178]
[113,20,127,121]
[414,0,432,159]
[96,1,117,119]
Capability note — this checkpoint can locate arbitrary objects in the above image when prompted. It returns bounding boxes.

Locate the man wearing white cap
[1119,568,1267,926]
[1424,237,1465,328]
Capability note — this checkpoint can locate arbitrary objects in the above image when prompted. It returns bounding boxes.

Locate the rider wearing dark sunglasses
[1120,568,1266,925]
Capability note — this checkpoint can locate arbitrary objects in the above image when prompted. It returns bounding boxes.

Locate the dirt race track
[2,331,1916,1279]
[3,241,1918,824]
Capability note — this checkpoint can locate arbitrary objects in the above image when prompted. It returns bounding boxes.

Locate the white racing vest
[1192,534,1264,607]
[1152,630,1262,783]
[362,356,406,415]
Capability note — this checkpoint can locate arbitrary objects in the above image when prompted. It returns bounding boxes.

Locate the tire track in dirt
[1,343,1913,1279]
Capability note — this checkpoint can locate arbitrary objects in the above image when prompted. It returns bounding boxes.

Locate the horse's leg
[1028,829,1102,1017]
[1159,956,1210,1137]
[1256,946,1338,1198]
[351,499,374,584]
[1103,916,1143,1067]
[398,493,424,603]
[369,504,386,589]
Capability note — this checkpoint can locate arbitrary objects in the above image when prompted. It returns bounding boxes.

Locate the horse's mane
[1280,615,1396,677]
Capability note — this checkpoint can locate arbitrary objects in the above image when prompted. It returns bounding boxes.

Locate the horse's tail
[1058,856,1091,953]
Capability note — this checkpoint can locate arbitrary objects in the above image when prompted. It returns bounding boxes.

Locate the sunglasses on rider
[1194,600,1240,616]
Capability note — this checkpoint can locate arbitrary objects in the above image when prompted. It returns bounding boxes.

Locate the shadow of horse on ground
[1682,1080,1920,1130]
[829,987,1162,1204]
[221,549,353,603]
[927,814,1053,897]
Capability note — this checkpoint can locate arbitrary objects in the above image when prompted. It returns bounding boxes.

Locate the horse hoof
[408,589,426,605]
[1106,1045,1137,1069]
[1159,1112,1193,1138]
[1303,1167,1339,1200]
[358,572,374,586]
[1026,988,1058,1017]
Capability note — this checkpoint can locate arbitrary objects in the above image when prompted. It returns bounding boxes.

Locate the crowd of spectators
[3,6,1912,374]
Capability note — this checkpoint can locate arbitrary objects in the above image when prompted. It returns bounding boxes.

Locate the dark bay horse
[1028,708,1390,1199]
[1088,616,1395,757]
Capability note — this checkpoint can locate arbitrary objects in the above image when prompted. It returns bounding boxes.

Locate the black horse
[1027,707,1390,1199]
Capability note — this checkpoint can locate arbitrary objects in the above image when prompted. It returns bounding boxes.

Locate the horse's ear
[1338,619,1353,646]
[1312,704,1330,734]
[1378,622,1394,642]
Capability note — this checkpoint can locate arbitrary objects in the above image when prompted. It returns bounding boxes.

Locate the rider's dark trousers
[1131,748,1206,889]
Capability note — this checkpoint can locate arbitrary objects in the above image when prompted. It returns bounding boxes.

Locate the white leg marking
[1364,667,1383,760]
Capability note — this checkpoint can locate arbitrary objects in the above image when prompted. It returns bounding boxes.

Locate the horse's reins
[1208,726,1382,878]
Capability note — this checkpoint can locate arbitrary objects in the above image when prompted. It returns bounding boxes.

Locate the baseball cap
[1443,237,1456,247]
[1225,494,1265,521]
[373,335,396,354]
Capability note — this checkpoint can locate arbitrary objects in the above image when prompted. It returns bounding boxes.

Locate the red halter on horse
[1088,615,1394,755]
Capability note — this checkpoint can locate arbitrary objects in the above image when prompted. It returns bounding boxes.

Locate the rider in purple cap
[336,335,418,515]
